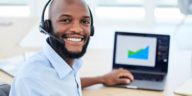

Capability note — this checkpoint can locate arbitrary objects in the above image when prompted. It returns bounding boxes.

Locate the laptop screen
[113,32,170,74]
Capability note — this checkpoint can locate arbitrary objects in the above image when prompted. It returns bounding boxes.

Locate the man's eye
[81,19,90,25]
[61,19,71,23]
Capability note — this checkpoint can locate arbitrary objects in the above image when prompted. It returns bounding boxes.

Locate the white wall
[27,0,46,17]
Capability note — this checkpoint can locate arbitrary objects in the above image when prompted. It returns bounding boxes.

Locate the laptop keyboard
[132,72,164,81]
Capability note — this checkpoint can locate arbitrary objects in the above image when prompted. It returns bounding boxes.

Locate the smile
[66,37,83,42]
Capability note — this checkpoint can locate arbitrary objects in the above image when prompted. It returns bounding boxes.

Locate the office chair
[0,84,11,96]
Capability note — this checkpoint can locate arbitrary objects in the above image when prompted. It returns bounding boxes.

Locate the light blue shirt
[9,40,83,96]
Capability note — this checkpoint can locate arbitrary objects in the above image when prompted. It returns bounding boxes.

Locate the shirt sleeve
[9,77,50,96]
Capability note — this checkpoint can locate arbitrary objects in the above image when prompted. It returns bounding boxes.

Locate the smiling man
[9,0,133,96]
[47,0,92,65]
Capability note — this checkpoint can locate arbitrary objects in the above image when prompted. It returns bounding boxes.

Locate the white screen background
[115,35,157,67]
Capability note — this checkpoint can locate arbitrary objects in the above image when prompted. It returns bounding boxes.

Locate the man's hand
[101,68,134,86]
[81,68,134,88]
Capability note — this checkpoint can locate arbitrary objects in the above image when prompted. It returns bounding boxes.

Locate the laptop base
[114,80,165,91]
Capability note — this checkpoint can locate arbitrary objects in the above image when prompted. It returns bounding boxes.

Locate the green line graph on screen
[128,46,149,60]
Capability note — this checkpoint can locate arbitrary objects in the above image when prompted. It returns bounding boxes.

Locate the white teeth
[67,38,82,42]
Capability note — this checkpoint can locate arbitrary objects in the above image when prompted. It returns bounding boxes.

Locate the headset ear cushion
[39,22,46,34]
[44,20,52,33]
[90,26,94,36]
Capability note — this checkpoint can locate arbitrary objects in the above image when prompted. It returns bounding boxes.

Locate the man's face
[50,1,91,55]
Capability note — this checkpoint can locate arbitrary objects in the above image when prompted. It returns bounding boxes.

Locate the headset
[39,0,94,37]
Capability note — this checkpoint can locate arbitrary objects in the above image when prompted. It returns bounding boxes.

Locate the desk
[83,84,164,96]
[0,49,190,96]
[0,69,13,84]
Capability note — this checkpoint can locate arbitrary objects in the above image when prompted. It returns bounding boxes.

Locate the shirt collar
[43,40,83,79]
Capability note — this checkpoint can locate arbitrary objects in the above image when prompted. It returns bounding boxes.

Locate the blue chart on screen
[128,46,149,60]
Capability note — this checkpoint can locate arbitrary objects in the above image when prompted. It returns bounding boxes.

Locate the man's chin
[68,51,81,55]
[65,51,85,59]
[48,36,89,59]
[62,37,90,59]
[67,49,82,53]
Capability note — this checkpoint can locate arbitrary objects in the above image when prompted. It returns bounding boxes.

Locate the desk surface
[0,69,13,84]
[83,84,165,96]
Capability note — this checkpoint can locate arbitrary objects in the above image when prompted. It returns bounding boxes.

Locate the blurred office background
[0,0,192,49]
[0,0,192,95]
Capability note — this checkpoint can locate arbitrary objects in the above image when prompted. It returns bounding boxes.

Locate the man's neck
[64,58,74,66]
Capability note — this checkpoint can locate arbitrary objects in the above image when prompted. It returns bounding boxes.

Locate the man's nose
[69,22,83,33]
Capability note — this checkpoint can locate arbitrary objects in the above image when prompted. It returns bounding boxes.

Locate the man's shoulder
[25,51,49,65]
[17,51,52,78]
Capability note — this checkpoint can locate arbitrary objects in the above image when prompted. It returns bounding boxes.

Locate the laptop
[112,31,170,91]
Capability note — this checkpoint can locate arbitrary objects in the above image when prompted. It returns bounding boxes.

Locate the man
[9,0,134,96]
